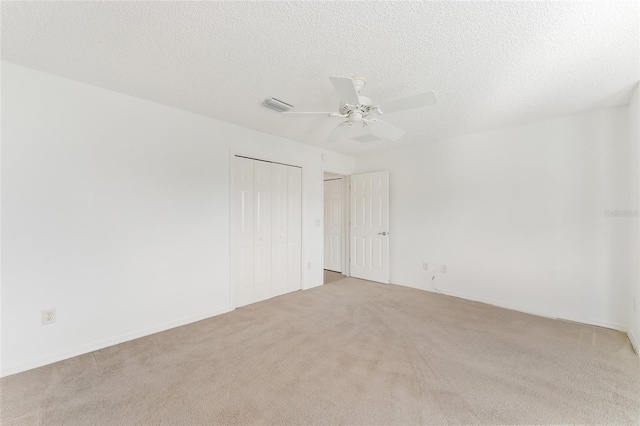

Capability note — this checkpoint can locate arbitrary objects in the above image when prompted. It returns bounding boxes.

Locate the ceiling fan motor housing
[339,95,373,115]
[351,76,367,93]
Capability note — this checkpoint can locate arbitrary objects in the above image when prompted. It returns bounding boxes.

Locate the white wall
[629,83,640,353]
[355,107,631,330]
[0,62,354,376]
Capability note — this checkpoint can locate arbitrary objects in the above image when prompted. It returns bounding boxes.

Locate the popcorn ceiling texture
[1,1,638,156]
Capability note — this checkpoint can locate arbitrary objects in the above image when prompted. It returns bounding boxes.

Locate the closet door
[271,164,289,297]
[234,157,254,307]
[253,160,272,302]
[287,166,302,292]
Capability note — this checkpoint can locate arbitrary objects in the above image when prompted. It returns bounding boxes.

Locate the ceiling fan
[281,76,438,144]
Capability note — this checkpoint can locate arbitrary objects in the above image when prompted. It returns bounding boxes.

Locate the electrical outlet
[42,309,56,325]
[307,262,311,270]
[440,264,447,274]
[423,262,428,270]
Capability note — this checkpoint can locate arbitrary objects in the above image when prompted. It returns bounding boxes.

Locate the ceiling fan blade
[281,111,337,117]
[329,76,360,105]
[368,120,406,141]
[378,91,438,114]
[324,125,352,144]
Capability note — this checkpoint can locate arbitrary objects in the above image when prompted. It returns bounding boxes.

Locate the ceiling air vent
[352,133,382,143]
[262,98,293,112]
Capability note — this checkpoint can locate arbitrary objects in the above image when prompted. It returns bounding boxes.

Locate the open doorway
[323,172,348,284]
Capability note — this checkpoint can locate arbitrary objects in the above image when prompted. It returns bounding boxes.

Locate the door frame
[322,177,343,273]
[229,148,305,310]
[321,167,351,278]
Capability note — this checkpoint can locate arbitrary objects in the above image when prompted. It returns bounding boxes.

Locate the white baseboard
[0,306,233,378]
[4,284,637,377]
[392,281,628,333]
[304,282,323,290]
[628,329,640,356]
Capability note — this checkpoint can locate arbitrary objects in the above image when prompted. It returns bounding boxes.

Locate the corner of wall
[628,81,640,356]
[629,329,640,356]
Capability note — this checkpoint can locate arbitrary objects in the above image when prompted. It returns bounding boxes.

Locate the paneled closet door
[287,166,302,292]
[253,160,272,302]
[234,157,254,307]
[271,164,289,297]
[234,157,302,307]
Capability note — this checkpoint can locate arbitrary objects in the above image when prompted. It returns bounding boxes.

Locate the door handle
[377,231,388,236]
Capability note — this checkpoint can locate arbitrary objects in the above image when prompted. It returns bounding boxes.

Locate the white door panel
[238,247,253,289]
[287,167,302,292]
[272,243,288,296]
[271,164,288,296]
[350,171,389,283]
[287,242,301,292]
[253,160,272,302]
[323,179,342,272]
[235,157,255,307]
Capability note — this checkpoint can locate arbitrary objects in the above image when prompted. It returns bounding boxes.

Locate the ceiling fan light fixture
[262,97,293,112]
[350,111,363,122]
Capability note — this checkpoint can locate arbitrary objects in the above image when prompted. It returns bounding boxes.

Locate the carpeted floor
[2,278,639,425]
[324,269,345,284]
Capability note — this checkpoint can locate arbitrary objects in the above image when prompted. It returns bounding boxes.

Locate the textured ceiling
[2,1,639,156]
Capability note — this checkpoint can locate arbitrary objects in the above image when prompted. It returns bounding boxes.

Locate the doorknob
[378,231,388,236]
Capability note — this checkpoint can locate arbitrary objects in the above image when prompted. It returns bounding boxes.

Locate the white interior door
[253,160,272,302]
[350,171,389,283]
[287,166,302,292]
[234,156,302,307]
[271,163,289,297]
[324,179,342,272]
[234,157,255,307]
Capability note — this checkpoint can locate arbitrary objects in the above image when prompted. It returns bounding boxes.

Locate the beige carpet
[324,269,345,284]
[2,278,639,425]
